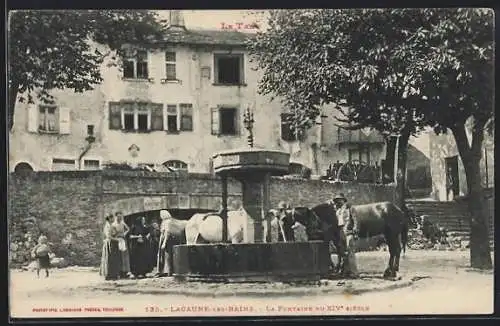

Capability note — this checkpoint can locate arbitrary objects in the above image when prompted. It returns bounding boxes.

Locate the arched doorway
[14,162,34,174]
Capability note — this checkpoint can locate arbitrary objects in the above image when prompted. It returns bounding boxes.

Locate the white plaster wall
[9,42,386,175]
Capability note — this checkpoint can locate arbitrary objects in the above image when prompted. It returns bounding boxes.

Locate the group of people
[100,209,177,281]
[100,192,359,280]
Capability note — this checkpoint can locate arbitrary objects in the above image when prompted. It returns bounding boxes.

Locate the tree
[249,9,493,269]
[249,9,430,208]
[8,10,167,131]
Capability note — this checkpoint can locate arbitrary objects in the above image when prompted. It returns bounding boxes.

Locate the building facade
[9,11,386,177]
[428,127,494,201]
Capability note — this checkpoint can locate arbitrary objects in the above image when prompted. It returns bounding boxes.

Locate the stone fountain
[173,107,329,282]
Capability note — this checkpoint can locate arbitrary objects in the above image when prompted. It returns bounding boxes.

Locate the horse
[185,208,268,244]
[311,201,409,278]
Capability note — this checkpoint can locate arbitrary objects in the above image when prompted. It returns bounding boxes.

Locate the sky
[157,10,267,32]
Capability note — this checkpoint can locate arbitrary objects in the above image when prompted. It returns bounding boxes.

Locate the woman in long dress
[112,212,131,278]
[100,215,121,280]
[129,216,152,278]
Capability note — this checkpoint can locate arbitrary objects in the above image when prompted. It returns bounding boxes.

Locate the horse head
[311,202,339,241]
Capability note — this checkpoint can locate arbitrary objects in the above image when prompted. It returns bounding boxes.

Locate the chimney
[168,10,186,30]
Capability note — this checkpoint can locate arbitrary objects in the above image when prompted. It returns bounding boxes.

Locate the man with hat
[332,193,359,277]
[274,201,294,242]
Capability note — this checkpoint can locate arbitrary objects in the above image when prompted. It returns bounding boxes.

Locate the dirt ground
[9,250,494,318]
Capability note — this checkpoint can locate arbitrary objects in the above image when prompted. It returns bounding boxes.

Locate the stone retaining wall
[8,171,396,267]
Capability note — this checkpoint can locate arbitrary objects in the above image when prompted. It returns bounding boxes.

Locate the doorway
[445,156,459,200]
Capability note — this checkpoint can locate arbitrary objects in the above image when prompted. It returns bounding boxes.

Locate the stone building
[8,10,386,177]
[428,126,494,201]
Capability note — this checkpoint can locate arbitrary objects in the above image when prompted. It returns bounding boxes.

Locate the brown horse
[311,201,409,278]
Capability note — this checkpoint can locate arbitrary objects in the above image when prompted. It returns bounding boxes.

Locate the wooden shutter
[58,107,71,134]
[213,55,219,84]
[109,103,122,130]
[180,104,193,131]
[234,108,241,135]
[151,104,164,131]
[239,54,245,84]
[26,104,38,132]
[211,107,220,135]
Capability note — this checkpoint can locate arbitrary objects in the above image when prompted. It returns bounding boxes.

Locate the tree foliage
[8,10,167,130]
[249,9,493,137]
[250,8,494,269]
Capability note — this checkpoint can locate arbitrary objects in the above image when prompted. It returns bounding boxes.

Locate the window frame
[122,49,149,80]
[51,157,77,171]
[280,113,302,142]
[163,160,188,172]
[213,53,245,86]
[165,104,194,133]
[38,105,59,133]
[120,103,152,132]
[218,107,238,136]
[82,158,101,171]
[165,51,177,81]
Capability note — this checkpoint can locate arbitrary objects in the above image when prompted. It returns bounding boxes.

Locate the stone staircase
[406,199,495,247]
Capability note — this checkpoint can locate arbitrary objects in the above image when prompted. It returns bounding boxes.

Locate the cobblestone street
[10,250,494,317]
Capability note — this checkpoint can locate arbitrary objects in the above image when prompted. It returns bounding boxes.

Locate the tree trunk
[383,136,397,183]
[8,83,19,131]
[452,125,492,270]
[395,130,410,209]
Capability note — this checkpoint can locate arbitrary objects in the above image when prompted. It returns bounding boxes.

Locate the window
[281,113,303,141]
[83,159,100,170]
[165,51,176,80]
[52,158,76,171]
[211,107,239,136]
[123,50,148,79]
[109,102,163,132]
[165,104,194,132]
[180,104,193,131]
[163,160,188,172]
[214,54,244,85]
[38,105,58,132]
[166,105,178,132]
[348,147,370,163]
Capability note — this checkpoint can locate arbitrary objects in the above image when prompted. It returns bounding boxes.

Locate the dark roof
[154,27,254,46]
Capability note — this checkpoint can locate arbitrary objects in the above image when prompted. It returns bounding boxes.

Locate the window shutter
[213,55,219,84]
[151,104,164,131]
[58,107,71,134]
[239,54,245,84]
[26,104,38,133]
[109,103,122,130]
[234,108,241,135]
[211,107,220,135]
[180,104,193,131]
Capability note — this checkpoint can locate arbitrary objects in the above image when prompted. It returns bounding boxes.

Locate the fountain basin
[212,148,290,176]
[173,241,330,283]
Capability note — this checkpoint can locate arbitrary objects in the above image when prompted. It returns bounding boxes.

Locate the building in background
[428,126,494,201]
[9,10,387,178]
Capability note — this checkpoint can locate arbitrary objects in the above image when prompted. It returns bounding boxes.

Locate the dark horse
[311,201,409,278]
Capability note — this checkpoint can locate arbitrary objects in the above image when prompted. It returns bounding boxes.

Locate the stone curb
[91,279,415,298]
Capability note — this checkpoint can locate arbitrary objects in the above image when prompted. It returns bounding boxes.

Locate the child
[31,235,51,278]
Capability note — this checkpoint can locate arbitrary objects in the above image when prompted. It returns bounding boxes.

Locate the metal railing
[337,129,385,145]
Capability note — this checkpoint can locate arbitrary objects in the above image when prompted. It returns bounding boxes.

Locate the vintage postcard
[8,9,494,319]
